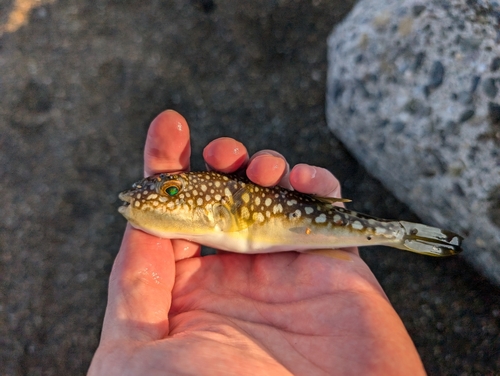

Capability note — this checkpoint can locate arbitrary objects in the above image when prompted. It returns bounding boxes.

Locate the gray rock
[327,0,500,284]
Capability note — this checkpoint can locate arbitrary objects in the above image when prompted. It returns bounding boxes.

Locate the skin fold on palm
[88,110,426,376]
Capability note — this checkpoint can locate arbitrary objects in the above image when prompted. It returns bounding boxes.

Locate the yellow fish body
[118,171,463,257]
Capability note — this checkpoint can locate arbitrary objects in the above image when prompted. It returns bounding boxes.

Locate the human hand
[88,110,425,375]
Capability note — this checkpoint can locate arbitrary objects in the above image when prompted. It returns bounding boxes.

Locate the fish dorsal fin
[311,195,351,204]
[213,186,254,232]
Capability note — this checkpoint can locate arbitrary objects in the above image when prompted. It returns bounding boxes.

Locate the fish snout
[118,190,134,205]
[118,191,135,219]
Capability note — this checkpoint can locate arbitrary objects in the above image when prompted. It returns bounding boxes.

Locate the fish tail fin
[392,221,463,257]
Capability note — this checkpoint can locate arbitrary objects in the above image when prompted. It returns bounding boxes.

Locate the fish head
[118,172,198,236]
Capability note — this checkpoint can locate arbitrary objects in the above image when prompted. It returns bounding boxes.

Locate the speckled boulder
[326,0,500,284]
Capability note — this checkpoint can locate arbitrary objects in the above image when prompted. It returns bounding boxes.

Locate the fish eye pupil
[165,185,179,196]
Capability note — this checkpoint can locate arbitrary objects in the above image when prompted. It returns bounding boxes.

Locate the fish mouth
[118,191,133,212]
[119,191,133,203]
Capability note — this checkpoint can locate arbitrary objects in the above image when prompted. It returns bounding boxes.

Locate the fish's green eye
[161,181,182,196]
[165,185,179,196]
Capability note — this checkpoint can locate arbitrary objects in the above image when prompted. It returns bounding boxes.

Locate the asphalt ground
[0,0,499,374]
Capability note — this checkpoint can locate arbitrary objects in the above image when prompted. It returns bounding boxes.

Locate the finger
[246,150,291,188]
[100,225,175,343]
[171,239,201,260]
[143,110,202,258]
[289,164,342,198]
[144,110,191,176]
[203,137,249,173]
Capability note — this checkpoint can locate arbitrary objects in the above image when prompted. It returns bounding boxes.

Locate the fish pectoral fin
[311,196,352,204]
[229,187,256,229]
[213,201,250,232]
[213,203,237,232]
[301,249,353,261]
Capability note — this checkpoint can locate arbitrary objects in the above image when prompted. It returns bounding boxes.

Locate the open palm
[88,111,425,375]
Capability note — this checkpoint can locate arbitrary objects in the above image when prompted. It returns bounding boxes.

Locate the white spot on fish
[215,194,221,201]
[205,195,211,202]
[147,194,158,200]
[166,202,175,209]
[134,201,140,207]
[193,189,198,196]
[240,206,250,219]
[159,197,168,203]
[201,185,207,192]
[255,197,261,206]
[273,204,283,214]
[304,207,314,215]
[215,181,221,188]
[352,221,364,230]
[265,198,272,207]
[265,211,271,218]
[333,215,342,224]
[197,198,203,206]
[253,212,265,222]
[315,214,327,223]
[287,199,297,206]
[241,193,250,203]
[136,193,142,199]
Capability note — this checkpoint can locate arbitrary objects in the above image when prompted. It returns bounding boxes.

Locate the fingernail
[148,146,161,158]
[256,155,285,171]
[203,141,215,158]
[308,165,317,180]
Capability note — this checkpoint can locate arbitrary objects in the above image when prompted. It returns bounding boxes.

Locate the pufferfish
[118,171,463,257]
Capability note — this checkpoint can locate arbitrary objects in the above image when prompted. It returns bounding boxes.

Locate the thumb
[99,225,175,343]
